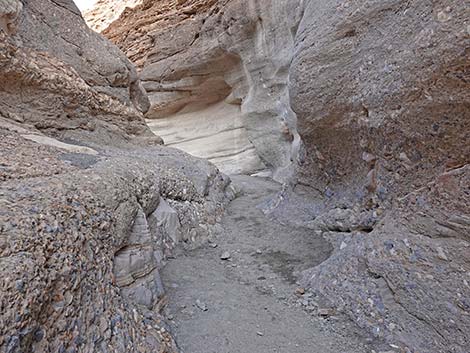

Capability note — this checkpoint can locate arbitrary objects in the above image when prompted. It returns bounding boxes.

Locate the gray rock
[195,299,208,312]
[220,251,231,260]
[149,197,182,245]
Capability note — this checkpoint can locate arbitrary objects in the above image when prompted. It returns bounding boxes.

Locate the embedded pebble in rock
[220,251,231,260]
[195,299,208,312]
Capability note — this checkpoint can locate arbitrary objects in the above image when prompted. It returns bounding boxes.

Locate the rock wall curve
[86,0,305,181]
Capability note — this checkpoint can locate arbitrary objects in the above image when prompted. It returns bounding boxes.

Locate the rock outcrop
[0,1,233,352]
[87,0,470,352]
[0,0,156,149]
[86,0,304,180]
[291,0,469,200]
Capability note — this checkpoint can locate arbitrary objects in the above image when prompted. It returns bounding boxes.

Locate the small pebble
[220,251,231,260]
[195,299,208,311]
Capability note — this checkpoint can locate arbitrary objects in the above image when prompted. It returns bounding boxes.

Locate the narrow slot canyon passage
[80,1,470,352]
[137,51,373,350]
[1,1,467,353]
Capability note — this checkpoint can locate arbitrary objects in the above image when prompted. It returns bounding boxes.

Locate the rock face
[0,1,233,352]
[290,1,470,352]
[88,0,470,352]
[290,0,469,199]
[146,101,264,175]
[86,0,304,180]
[3,0,469,352]
[0,0,155,149]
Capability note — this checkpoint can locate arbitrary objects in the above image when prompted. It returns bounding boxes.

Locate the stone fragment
[220,251,231,260]
[150,197,182,245]
[195,299,208,312]
[436,247,448,261]
[318,308,333,317]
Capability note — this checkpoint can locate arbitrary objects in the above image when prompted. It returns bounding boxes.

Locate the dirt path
[161,176,371,353]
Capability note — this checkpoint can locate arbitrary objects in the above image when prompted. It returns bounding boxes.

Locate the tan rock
[87,0,304,181]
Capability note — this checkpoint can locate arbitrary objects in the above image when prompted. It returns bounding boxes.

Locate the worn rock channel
[2,1,469,352]
[161,176,372,353]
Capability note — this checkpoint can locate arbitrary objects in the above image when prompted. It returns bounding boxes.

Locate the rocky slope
[0,1,233,352]
[84,0,142,33]
[87,0,470,352]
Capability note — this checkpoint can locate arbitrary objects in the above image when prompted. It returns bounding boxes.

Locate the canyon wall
[87,0,304,180]
[291,0,469,201]
[88,0,470,352]
[0,1,233,352]
[291,1,470,352]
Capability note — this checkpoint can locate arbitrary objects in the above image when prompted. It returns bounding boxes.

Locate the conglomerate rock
[2,0,469,352]
[1,0,154,149]
[0,1,233,352]
[290,0,469,201]
[290,1,470,352]
[0,130,233,352]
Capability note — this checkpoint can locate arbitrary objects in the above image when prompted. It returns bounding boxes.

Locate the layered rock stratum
[86,0,303,180]
[0,1,233,352]
[87,1,470,352]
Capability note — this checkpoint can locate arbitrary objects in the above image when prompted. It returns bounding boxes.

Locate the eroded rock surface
[0,1,233,352]
[291,0,469,199]
[289,1,470,352]
[86,0,304,180]
[2,0,469,352]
